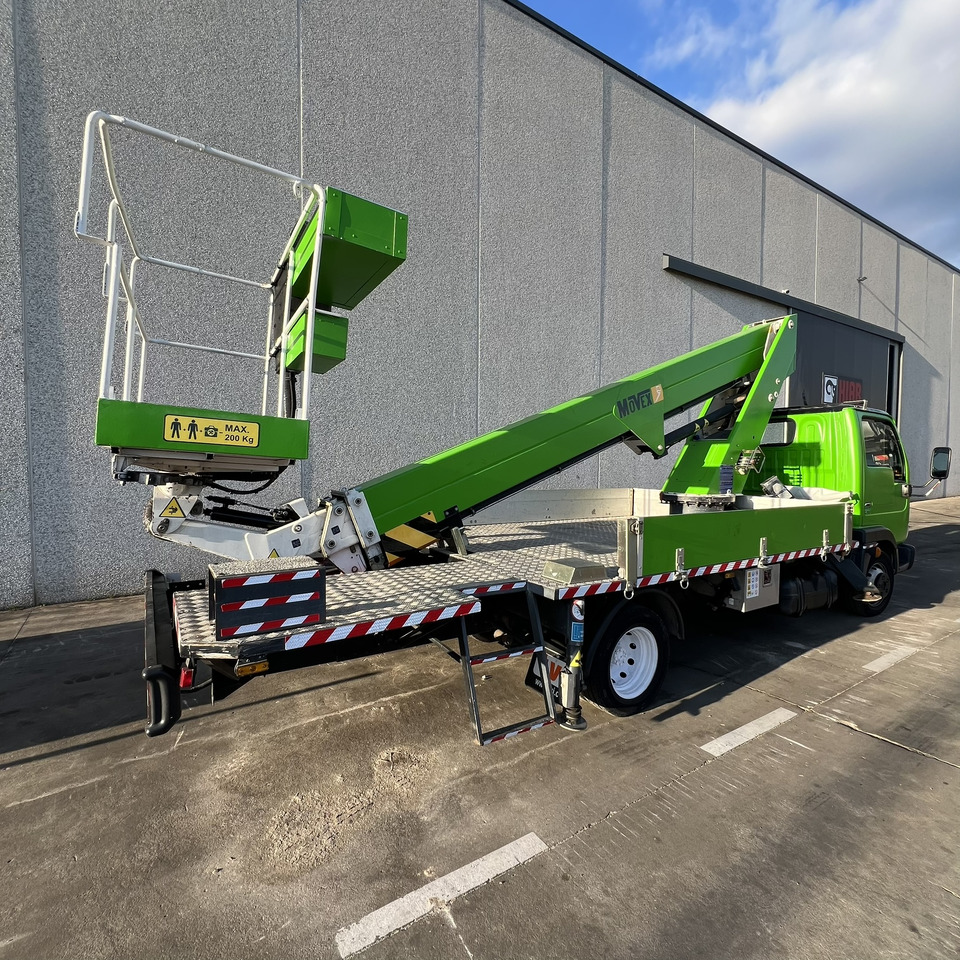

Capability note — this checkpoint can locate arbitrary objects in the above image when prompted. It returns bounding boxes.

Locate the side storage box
[290,188,408,309]
[284,312,349,374]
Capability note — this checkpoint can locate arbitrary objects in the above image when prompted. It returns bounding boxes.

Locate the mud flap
[897,542,916,573]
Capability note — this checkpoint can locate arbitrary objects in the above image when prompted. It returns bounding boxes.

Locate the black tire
[844,554,895,617]
[583,604,670,716]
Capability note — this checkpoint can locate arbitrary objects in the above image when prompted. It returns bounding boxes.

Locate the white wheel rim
[868,562,891,598]
[609,626,659,700]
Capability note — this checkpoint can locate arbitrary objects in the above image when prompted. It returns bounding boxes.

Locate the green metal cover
[284,313,349,373]
[95,398,310,461]
[291,188,408,310]
[641,502,846,575]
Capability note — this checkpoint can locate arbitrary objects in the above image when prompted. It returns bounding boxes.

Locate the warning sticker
[159,498,185,519]
[267,549,280,559]
[163,415,260,448]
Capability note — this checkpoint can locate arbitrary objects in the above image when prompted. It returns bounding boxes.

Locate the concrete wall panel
[761,165,817,302]
[598,70,693,488]
[897,247,952,482]
[0,0,32,608]
[17,0,301,603]
[299,0,480,497]
[859,221,898,332]
[693,126,762,284]
[815,197,861,317]
[478,2,602,489]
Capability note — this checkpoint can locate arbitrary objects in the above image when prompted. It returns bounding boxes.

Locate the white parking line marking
[863,646,916,673]
[335,832,547,957]
[700,708,798,757]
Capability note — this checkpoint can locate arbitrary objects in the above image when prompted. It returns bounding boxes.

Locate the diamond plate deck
[174,519,624,658]
[466,519,621,596]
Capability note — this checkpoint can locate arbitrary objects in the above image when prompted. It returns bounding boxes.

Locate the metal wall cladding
[4,0,958,605]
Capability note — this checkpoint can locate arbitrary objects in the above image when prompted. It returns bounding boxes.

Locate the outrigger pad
[95,398,310,462]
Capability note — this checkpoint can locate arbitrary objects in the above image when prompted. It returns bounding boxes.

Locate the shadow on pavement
[2,521,956,757]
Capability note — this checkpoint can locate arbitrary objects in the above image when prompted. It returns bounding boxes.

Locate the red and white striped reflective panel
[484,718,555,744]
[468,646,541,666]
[556,581,625,600]
[551,542,851,595]
[283,601,482,651]
[636,543,849,587]
[221,612,324,638]
[220,569,324,590]
[461,581,527,596]
[220,591,322,612]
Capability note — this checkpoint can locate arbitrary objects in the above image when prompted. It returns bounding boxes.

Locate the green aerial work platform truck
[76,112,952,743]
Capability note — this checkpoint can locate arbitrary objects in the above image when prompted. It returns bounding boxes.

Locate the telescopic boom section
[359,316,797,538]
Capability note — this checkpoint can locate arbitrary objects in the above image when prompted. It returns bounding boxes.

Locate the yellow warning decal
[267,549,280,559]
[159,498,185,519]
[651,383,664,404]
[163,415,260,448]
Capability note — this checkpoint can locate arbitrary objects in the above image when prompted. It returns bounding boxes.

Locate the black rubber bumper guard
[143,569,183,737]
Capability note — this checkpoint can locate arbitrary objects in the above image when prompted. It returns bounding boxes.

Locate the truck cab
[745,405,932,613]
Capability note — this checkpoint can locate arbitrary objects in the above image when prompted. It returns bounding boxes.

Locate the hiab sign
[822,374,863,405]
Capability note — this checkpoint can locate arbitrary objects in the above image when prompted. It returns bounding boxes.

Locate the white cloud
[703,0,960,265]
[645,8,742,68]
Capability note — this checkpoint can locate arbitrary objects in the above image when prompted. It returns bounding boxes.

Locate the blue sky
[522,0,960,269]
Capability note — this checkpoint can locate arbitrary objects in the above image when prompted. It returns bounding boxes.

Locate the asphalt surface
[2,498,959,959]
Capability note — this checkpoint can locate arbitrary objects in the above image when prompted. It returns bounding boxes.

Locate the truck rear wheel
[584,605,669,716]
[845,554,895,617]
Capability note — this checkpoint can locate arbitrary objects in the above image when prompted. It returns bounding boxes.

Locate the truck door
[859,415,909,543]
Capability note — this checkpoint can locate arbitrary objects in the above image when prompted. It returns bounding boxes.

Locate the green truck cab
[744,405,949,614]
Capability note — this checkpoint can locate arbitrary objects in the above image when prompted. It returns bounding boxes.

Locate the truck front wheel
[584,605,669,716]
[845,554,895,617]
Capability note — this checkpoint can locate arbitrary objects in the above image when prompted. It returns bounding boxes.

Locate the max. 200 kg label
[163,415,260,448]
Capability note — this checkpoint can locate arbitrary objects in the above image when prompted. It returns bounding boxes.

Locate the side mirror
[931,447,952,481]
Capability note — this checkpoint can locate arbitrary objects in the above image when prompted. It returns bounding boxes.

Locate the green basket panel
[291,188,407,310]
[284,313,349,373]
[95,399,310,461]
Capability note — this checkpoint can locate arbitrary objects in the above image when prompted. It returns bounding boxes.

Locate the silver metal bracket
[675,547,690,589]
[450,526,470,557]
[758,536,770,568]
[617,517,642,599]
[736,448,766,475]
[321,489,385,573]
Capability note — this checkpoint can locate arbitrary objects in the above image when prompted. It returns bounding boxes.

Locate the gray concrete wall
[0,0,32,610]
[4,0,958,606]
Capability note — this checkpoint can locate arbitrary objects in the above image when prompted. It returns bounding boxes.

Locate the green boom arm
[359,316,797,536]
